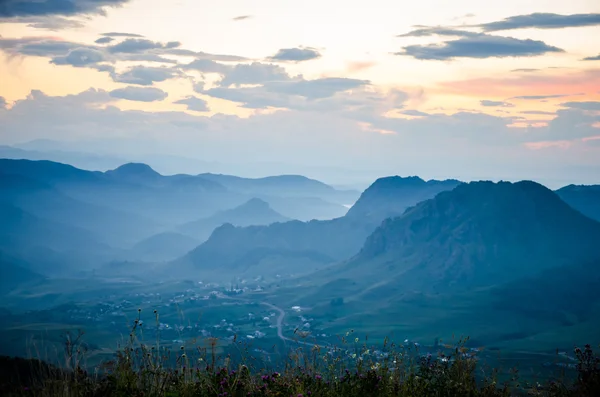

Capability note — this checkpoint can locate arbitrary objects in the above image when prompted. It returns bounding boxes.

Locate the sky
[1,0,600,187]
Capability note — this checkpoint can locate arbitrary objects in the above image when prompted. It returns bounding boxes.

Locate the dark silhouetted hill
[338,180,600,293]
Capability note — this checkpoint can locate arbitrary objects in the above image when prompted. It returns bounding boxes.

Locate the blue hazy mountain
[345,176,461,222]
[178,198,290,241]
[345,180,600,292]
[172,176,461,278]
[292,180,600,348]
[0,250,46,295]
[555,184,600,222]
[197,173,358,220]
[0,167,161,247]
[0,159,363,274]
[125,232,201,262]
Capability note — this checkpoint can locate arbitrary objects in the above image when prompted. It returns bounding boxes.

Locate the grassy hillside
[277,181,600,350]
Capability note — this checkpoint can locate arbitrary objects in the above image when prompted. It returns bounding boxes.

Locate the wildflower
[138,308,141,312]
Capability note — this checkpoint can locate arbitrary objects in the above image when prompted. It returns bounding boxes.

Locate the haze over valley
[1,157,600,367]
[1,0,600,394]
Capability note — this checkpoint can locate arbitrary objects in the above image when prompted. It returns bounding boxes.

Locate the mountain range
[178,198,290,241]
[171,176,463,279]
[291,180,600,348]
[0,159,358,287]
[555,184,600,222]
[2,156,600,350]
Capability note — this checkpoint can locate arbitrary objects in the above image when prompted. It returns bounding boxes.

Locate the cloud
[2,88,599,185]
[397,27,478,38]
[0,0,131,18]
[0,34,247,70]
[511,94,575,100]
[511,68,540,73]
[346,61,376,73]
[520,110,556,115]
[480,100,514,107]
[107,38,180,54]
[182,59,230,74]
[51,47,105,66]
[200,85,294,109]
[109,86,168,102]
[173,96,210,112]
[0,96,7,109]
[119,53,178,64]
[560,101,600,111]
[1,15,86,30]
[112,66,181,86]
[95,37,114,44]
[438,69,600,98]
[202,78,373,110]
[395,33,563,60]
[100,32,144,38]
[583,54,600,61]
[269,47,322,62]
[0,36,82,57]
[400,109,429,116]
[166,49,247,61]
[218,62,292,86]
[479,13,600,32]
[232,15,252,21]
[264,78,369,99]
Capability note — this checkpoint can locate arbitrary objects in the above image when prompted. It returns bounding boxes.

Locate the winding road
[218,293,322,348]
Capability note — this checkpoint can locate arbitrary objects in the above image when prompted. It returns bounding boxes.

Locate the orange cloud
[523,140,573,150]
[436,69,600,100]
[346,61,377,73]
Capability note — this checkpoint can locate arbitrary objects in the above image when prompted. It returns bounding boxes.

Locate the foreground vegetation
[1,325,599,397]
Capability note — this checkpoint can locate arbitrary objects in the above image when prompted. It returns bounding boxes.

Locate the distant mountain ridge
[125,232,200,262]
[171,176,462,278]
[346,176,462,221]
[0,158,361,277]
[0,159,349,229]
[178,198,290,241]
[555,184,600,222]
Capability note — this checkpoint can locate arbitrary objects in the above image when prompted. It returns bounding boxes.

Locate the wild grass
[1,308,598,396]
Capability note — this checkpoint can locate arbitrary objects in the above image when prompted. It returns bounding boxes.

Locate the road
[218,293,322,348]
